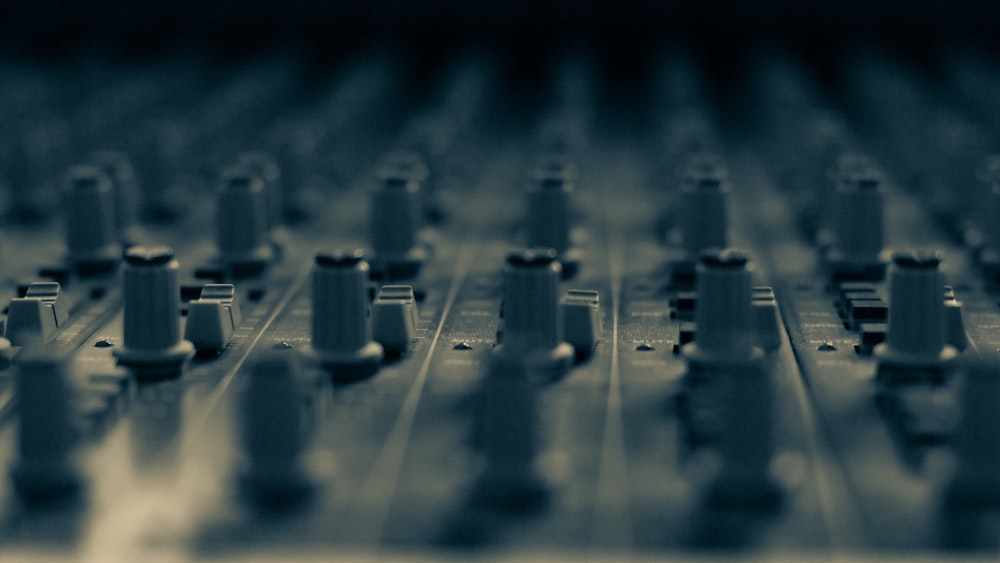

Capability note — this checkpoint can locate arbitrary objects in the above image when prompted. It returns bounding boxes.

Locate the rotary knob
[307,249,383,379]
[875,251,959,384]
[10,347,82,502]
[89,150,139,236]
[238,351,314,506]
[945,360,1000,510]
[680,173,728,258]
[525,171,579,278]
[825,163,887,281]
[671,160,730,286]
[473,353,547,510]
[113,246,195,378]
[237,151,284,231]
[682,249,760,368]
[705,361,781,509]
[64,165,120,274]
[370,173,427,279]
[216,166,274,274]
[495,248,573,378]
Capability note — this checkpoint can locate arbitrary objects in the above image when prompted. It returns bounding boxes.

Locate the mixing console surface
[2,45,1000,561]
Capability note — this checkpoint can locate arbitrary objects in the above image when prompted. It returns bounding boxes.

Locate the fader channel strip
[1,47,1000,561]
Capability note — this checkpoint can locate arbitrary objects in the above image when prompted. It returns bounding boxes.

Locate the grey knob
[831,172,883,264]
[370,173,426,279]
[65,165,120,272]
[237,151,283,230]
[986,185,1000,251]
[680,173,728,257]
[952,360,1000,502]
[90,150,139,234]
[216,167,273,270]
[10,348,82,501]
[706,362,781,508]
[526,173,572,254]
[113,246,194,377]
[879,252,958,362]
[474,353,546,509]
[496,248,573,376]
[309,249,383,377]
[941,359,1000,547]
[979,184,1000,281]
[525,171,580,278]
[684,249,756,362]
[238,352,313,505]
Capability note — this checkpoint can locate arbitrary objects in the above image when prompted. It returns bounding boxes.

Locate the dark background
[4,1,998,57]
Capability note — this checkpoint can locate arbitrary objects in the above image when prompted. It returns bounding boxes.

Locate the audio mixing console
[2,45,1000,562]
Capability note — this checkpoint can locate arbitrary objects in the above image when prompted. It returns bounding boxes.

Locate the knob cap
[238,351,314,506]
[370,173,427,279]
[10,348,82,502]
[308,249,383,378]
[65,165,120,273]
[216,166,273,272]
[495,248,573,377]
[113,246,194,377]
